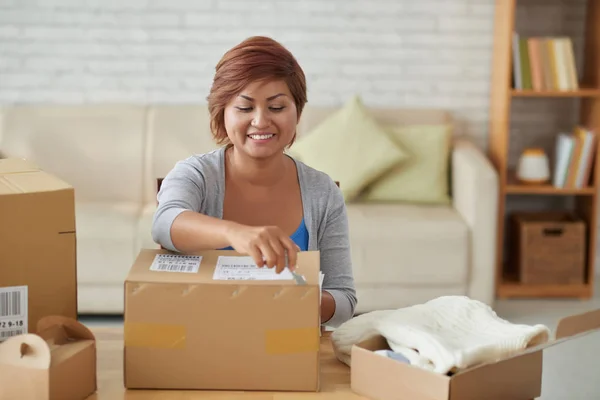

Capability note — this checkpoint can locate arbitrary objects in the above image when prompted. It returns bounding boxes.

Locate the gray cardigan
[152,146,357,327]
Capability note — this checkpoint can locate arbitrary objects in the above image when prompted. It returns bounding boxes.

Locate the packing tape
[124,322,186,349]
[265,327,320,355]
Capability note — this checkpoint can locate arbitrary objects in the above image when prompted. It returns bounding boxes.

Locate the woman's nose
[251,109,270,129]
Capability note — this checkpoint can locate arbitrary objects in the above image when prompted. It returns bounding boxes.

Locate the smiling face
[224,79,299,160]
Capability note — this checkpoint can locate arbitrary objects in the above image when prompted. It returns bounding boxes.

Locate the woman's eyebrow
[238,93,287,101]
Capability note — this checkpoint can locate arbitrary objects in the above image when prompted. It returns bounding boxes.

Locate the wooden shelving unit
[505,169,597,195]
[511,88,600,98]
[488,0,600,299]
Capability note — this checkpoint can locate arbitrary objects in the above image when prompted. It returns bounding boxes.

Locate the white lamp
[516,148,550,184]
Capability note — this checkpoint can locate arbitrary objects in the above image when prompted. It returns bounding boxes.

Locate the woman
[151,36,356,327]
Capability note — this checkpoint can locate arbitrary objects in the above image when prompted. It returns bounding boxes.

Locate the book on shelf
[512,32,579,91]
[553,126,596,189]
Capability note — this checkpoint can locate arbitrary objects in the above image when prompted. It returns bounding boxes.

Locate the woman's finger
[260,242,278,270]
[281,237,299,270]
[268,237,287,274]
[247,244,264,269]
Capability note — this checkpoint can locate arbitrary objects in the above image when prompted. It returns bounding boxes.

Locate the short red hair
[207,36,308,146]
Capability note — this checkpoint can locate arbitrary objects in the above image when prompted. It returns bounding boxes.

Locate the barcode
[0,329,24,339]
[0,291,21,317]
[154,263,197,272]
[149,254,201,274]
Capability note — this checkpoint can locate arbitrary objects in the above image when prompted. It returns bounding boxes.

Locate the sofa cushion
[136,203,161,252]
[361,124,452,204]
[145,106,219,204]
[347,203,468,286]
[288,96,408,201]
[75,202,141,285]
[0,106,146,203]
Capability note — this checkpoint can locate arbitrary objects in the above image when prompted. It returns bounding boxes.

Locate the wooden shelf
[511,88,600,98]
[498,276,592,299]
[505,170,596,195]
[489,0,600,300]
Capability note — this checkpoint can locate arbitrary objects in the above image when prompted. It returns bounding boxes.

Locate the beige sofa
[0,105,498,315]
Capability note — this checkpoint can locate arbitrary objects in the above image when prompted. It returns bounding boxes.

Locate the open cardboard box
[0,316,97,400]
[350,308,600,400]
[124,248,322,392]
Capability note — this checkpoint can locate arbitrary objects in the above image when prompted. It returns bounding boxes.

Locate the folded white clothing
[331,309,394,366]
[375,296,551,374]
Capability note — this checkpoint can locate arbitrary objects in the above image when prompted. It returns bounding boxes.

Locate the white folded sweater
[332,296,551,374]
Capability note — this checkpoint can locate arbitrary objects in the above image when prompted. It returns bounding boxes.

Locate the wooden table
[86,327,366,400]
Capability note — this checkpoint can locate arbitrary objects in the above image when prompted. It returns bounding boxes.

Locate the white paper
[149,254,202,273]
[213,256,295,281]
[0,286,28,342]
[319,272,325,303]
[319,272,325,336]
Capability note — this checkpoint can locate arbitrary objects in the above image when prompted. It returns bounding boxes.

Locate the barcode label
[0,329,25,339]
[149,254,202,273]
[0,286,28,342]
[0,291,21,317]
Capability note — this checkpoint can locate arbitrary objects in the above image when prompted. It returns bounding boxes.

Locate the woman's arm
[321,291,336,323]
[170,211,239,253]
[152,158,236,252]
[318,179,357,327]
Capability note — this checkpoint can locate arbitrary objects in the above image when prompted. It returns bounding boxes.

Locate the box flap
[555,309,600,339]
[355,335,391,352]
[126,248,321,286]
[0,158,40,175]
[0,158,72,195]
[37,316,95,341]
[0,171,72,195]
[522,308,600,355]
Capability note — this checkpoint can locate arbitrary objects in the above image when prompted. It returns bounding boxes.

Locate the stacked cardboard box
[0,158,77,341]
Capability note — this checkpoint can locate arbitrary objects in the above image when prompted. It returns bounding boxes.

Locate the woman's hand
[225,224,300,273]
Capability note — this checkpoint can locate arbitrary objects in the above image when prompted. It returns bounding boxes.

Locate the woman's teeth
[249,134,274,140]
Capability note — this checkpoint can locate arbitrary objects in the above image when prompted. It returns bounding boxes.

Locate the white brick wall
[0,0,588,149]
[0,0,497,147]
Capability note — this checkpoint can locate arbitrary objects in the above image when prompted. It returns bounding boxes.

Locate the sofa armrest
[451,138,499,305]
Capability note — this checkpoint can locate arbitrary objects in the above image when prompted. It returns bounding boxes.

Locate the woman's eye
[235,106,285,112]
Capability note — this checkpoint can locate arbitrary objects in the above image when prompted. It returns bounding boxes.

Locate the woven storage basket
[509,211,586,284]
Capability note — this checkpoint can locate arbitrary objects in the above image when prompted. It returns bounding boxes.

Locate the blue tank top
[220,219,309,251]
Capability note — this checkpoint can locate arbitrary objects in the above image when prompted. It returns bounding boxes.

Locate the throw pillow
[360,124,452,204]
[288,96,408,201]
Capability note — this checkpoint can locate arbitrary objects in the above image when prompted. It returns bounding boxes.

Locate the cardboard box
[124,249,322,391]
[0,315,97,400]
[350,308,600,400]
[0,158,77,341]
